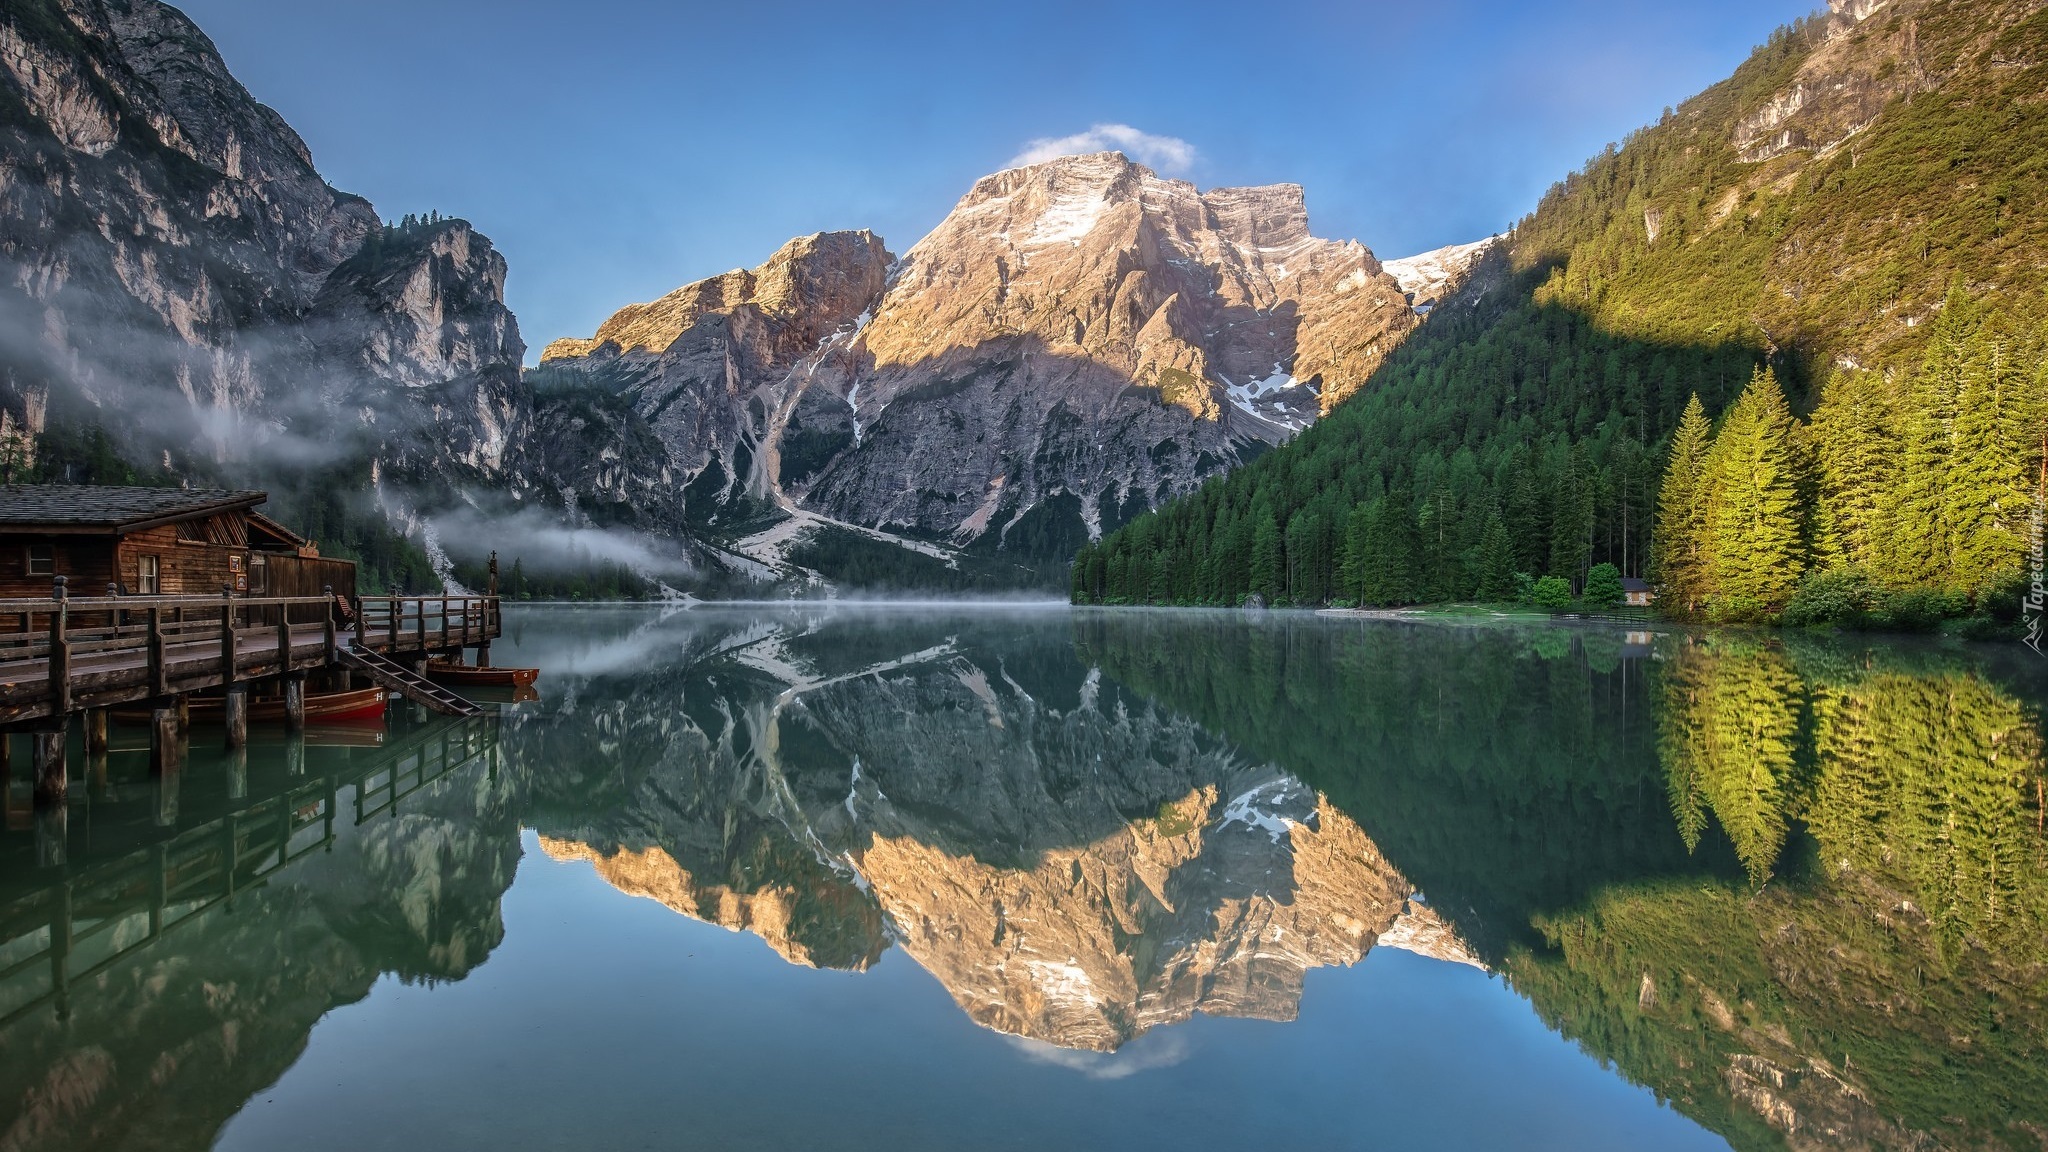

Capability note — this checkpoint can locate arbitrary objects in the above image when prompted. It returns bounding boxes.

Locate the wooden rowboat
[425,661,539,688]
[115,686,388,726]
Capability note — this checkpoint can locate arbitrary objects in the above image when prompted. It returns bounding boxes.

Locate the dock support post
[225,745,248,803]
[286,734,306,778]
[49,880,71,1017]
[37,807,67,869]
[176,694,189,734]
[476,641,491,669]
[84,708,108,756]
[149,844,167,935]
[84,707,110,799]
[151,706,182,827]
[283,674,306,733]
[32,729,66,809]
[224,685,249,750]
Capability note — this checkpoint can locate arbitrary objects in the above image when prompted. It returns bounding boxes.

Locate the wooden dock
[0,585,503,812]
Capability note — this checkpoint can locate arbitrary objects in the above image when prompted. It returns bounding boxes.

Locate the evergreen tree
[1549,445,1596,589]
[1355,499,1416,606]
[1653,395,1716,616]
[1250,510,1283,602]
[1508,451,1550,575]
[1475,510,1518,601]
[1808,370,1893,569]
[1883,288,1976,586]
[1706,370,1804,616]
[1339,503,1373,603]
[1948,317,2030,587]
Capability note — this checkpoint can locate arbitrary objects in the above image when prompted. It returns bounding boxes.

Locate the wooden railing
[0,589,341,714]
[356,595,500,656]
[0,585,499,723]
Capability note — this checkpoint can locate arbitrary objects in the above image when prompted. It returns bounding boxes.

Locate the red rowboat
[425,661,539,688]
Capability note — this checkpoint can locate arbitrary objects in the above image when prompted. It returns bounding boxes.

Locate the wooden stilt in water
[85,708,110,798]
[33,729,66,809]
[37,806,67,869]
[283,674,307,732]
[151,706,182,827]
[223,685,249,749]
[49,882,73,1025]
[176,694,190,733]
[225,745,248,803]
[286,734,306,778]
[150,708,181,776]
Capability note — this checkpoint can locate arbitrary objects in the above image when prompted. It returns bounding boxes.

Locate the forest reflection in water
[1079,613,2048,1151]
[0,605,2042,1152]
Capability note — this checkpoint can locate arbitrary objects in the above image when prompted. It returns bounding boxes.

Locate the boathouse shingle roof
[0,485,267,532]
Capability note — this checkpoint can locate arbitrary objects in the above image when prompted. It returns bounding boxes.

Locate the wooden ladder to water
[338,645,482,717]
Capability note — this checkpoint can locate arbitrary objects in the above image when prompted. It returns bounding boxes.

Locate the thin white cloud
[1006,124,1197,174]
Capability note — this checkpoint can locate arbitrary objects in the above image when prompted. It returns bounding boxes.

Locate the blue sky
[176,0,1813,359]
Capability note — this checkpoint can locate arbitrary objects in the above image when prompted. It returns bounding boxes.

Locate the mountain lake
[3,604,2044,1151]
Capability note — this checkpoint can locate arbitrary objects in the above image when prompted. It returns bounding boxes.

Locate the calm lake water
[3,605,2045,1151]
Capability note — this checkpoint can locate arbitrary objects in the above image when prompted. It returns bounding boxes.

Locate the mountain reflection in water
[520,608,1423,1052]
[1,605,2043,1152]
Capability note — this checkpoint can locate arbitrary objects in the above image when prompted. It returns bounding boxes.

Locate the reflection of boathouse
[0,713,510,1150]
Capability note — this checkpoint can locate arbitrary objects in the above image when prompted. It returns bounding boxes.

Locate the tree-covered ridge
[1077,612,2048,1150]
[1074,0,2048,611]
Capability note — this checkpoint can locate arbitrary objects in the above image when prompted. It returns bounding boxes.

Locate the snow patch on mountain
[1381,237,1500,313]
[1028,189,1113,247]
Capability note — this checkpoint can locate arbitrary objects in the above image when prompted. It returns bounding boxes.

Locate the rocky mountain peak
[1733,0,1946,163]
[534,150,1423,566]
[791,151,1417,549]
[542,229,889,362]
[916,150,1320,282]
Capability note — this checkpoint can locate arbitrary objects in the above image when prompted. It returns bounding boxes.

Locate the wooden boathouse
[0,485,356,602]
[0,485,504,850]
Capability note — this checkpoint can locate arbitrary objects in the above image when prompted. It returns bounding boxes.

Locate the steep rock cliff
[0,0,529,508]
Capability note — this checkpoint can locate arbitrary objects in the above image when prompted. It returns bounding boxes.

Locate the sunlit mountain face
[4,606,2043,1152]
